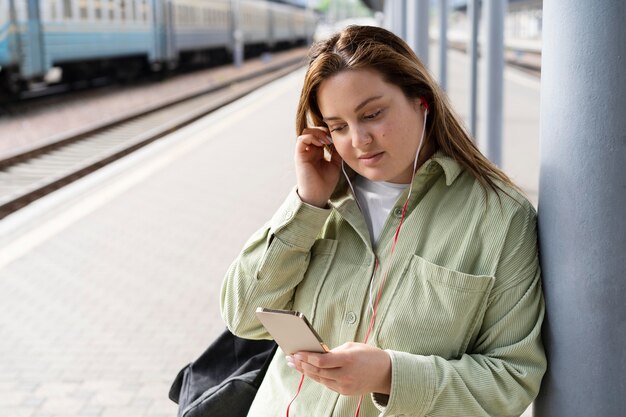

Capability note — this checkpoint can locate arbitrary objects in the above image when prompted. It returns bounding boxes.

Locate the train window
[50,1,58,21]
[135,0,141,21]
[135,0,142,22]
[126,0,135,21]
[141,0,150,22]
[94,0,101,20]
[79,0,88,19]
[119,0,126,21]
[63,0,72,19]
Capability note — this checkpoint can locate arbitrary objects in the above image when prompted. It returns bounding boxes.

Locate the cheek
[333,141,353,159]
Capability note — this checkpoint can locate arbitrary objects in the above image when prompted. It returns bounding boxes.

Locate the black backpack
[169,328,277,417]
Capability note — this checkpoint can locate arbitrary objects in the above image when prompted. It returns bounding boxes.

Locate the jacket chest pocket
[376,254,494,359]
[292,238,337,325]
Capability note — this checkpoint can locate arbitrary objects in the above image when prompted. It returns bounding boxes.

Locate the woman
[221,25,545,417]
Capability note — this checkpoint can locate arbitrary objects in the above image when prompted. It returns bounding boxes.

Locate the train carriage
[0,0,317,98]
[270,2,293,46]
[239,0,270,50]
[0,0,158,88]
[170,0,231,63]
[0,0,18,88]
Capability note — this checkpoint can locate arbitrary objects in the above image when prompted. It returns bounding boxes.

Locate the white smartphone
[255,307,330,355]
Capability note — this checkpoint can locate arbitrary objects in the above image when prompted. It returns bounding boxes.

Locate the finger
[298,136,326,147]
[300,128,333,145]
[296,352,343,369]
[301,126,331,136]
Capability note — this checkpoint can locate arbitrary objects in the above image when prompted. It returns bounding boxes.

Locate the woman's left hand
[287,342,392,396]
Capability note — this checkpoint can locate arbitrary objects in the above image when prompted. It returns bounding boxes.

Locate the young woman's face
[317,68,426,184]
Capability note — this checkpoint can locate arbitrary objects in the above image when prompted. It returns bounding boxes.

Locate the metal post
[534,1,626,415]
[383,0,393,32]
[438,0,448,91]
[480,0,505,166]
[390,0,406,40]
[467,0,479,137]
[406,0,429,66]
[399,0,407,41]
[232,0,243,68]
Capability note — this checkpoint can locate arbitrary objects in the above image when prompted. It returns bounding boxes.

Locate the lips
[358,151,384,166]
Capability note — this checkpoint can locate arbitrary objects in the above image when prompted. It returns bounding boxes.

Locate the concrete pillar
[232,0,243,68]
[389,0,406,40]
[467,0,479,137]
[438,0,448,91]
[406,0,429,66]
[383,0,393,32]
[480,0,505,166]
[534,1,626,416]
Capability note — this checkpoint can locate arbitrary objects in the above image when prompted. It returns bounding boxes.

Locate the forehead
[317,69,401,114]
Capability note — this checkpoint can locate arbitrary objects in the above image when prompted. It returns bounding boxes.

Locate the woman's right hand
[295,127,342,208]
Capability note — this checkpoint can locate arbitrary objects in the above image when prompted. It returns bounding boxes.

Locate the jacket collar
[429,152,463,186]
[327,152,463,247]
[329,151,463,203]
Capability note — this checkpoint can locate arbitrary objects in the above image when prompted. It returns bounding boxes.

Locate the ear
[412,97,428,113]
[419,97,429,112]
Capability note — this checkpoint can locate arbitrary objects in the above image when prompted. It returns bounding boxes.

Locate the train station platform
[0,47,540,417]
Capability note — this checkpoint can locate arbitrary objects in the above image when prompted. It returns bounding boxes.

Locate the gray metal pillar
[534,1,626,416]
[438,0,448,91]
[399,0,407,40]
[406,0,429,66]
[383,0,393,32]
[467,0,479,137]
[232,0,243,68]
[480,0,505,166]
[393,0,407,40]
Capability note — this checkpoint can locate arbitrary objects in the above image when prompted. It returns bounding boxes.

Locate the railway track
[0,57,306,220]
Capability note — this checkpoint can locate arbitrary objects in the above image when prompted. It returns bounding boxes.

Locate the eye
[330,125,346,133]
[364,110,382,120]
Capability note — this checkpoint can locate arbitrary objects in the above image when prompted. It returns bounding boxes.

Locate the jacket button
[393,207,403,218]
[346,311,357,324]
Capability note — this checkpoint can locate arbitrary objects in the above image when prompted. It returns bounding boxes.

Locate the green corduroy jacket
[221,152,546,417]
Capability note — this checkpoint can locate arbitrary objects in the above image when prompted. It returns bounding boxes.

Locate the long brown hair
[296,25,517,196]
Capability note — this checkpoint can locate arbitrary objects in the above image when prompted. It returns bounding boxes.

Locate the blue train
[0,0,317,96]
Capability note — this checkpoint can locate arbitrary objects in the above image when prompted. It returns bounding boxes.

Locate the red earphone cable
[354,197,410,417]
[286,373,306,417]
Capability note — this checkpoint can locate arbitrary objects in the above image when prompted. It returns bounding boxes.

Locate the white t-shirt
[353,176,409,245]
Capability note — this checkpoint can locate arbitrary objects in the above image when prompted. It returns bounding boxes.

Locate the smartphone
[255,307,330,355]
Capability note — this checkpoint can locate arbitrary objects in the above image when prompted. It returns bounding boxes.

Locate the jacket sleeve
[373,204,546,417]
[220,188,331,339]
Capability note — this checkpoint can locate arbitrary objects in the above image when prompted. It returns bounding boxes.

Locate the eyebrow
[322,95,383,122]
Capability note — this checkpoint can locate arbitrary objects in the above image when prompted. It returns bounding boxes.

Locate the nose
[351,125,372,148]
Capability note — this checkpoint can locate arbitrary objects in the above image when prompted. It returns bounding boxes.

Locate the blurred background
[0,1,545,417]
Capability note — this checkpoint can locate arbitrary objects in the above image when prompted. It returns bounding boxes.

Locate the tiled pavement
[0,48,540,417]
[0,71,302,417]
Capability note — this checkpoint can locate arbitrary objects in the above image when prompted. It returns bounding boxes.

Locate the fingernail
[326,135,334,144]
[286,362,296,369]
[285,356,293,364]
